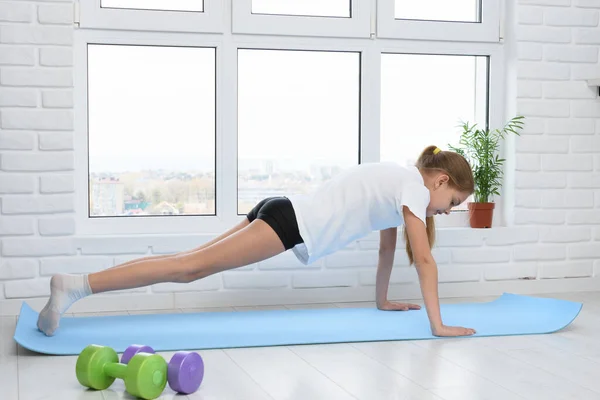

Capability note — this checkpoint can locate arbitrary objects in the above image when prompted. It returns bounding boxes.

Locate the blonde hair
[403,145,474,265]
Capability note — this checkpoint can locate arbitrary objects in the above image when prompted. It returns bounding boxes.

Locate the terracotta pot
[468,202,495,228]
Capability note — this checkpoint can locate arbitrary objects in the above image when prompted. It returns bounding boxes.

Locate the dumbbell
[121,344,204,395]
[76,344,167,400]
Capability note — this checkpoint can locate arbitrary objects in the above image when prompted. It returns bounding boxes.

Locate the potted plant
[448,116,524,228]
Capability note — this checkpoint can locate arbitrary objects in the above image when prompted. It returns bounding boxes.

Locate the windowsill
[434,207,507,230]
[436,226,507,231]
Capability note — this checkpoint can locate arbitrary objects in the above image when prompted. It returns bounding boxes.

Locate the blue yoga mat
[14,293,582,356]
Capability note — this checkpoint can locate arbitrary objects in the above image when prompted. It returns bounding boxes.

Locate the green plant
[448,116,524,203]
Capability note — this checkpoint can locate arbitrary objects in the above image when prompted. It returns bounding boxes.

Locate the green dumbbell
[76,344,168,400]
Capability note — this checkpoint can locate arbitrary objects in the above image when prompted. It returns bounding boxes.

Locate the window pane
[252,0,350,17]
[380,54,488,209]
[395,0,480,22]
[101,0,204,12]
[238,49,360,214]
[88,45,215,217]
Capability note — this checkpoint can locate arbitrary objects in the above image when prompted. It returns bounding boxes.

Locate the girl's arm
[375,228,396,308]
[375,227,421,311]
[402,206,476,337]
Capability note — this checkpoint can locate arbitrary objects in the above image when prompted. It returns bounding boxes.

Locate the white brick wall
[39,175,74,193]
[518,42,544,60]
[0,131,35,150]
[152,277,221,293]
[1,0,599,316]
[37,4,72,25]
[292,271,357,288]
[0,175,35,194]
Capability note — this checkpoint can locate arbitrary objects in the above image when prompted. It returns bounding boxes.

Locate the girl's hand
[432,324,476,337]
[377,300,421,311]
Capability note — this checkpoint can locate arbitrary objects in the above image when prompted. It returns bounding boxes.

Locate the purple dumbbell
[120,344,204,395]
[167,351,203,394]
[121,344,155,364]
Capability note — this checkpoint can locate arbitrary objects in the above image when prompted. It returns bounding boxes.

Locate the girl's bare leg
[37,220,284,336]
[104,219,251,271]
[89,219,284,292]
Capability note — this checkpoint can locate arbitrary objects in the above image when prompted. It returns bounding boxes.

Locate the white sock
[37,274,92,336]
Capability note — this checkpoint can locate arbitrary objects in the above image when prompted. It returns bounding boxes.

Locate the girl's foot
[37,274,92,336]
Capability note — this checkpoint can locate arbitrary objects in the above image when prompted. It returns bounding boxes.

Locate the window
[394,0,480,23]
[380,54,488,166]
[378,0,500,42]
[87,44,216,218]
[237,49,360,214]
[232,0,370,37]
[252,0,351,18]
[380,53,488,211]
[75,1,504,234]
[79,0,223,33]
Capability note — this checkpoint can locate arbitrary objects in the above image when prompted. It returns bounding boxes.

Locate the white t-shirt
[287,162,430,265]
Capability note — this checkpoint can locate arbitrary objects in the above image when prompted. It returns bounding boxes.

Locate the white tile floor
[1,291,599,400]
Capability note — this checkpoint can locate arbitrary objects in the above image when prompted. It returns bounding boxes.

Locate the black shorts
[246,197,304,250]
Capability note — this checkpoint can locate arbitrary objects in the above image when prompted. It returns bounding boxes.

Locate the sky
[88,1,483,174]
[101,0,204,12]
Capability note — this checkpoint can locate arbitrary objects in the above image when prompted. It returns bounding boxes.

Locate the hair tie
[433,147,441,155]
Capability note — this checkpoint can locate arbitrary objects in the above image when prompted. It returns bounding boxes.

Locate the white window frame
[74,30,233,235]
[231,0,372,38]
[377,0,501,43]
[376,40,505,229]
[74,1,506,236]
[78,0,225,33]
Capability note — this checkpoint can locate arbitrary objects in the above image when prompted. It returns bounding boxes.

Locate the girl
[38,145,476,338]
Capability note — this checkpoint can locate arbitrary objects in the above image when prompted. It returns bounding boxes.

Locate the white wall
[1,0,599,316]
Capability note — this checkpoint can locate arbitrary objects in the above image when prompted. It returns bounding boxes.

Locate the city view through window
[88,44,485,217]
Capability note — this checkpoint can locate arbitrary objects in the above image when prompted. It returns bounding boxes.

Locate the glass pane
[395,0,480,23]
[238,49,360,214]
[101,0,203,12]
[252,0,350,17]
[88,45,215,217]
[380,54,488,210]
